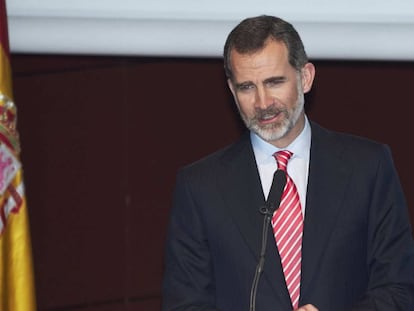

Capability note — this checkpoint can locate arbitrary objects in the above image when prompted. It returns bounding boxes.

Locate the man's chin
[253,127,286,143]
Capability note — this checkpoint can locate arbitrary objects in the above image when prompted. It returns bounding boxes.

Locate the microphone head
[266,169,286,213]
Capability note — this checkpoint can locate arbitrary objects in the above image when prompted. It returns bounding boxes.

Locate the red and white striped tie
[272,150,303,310]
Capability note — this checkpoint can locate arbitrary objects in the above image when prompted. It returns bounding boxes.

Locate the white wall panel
[6,0,414,60]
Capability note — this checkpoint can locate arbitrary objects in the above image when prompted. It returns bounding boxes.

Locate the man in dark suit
[162,15,414,311]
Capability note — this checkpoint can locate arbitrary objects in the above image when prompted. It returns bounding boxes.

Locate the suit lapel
[300,123,351,299]
[217,133,265,260]
[217,133,292,308]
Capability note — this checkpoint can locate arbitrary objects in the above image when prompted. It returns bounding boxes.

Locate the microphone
[261,169,287,216]
[250,169,286,311]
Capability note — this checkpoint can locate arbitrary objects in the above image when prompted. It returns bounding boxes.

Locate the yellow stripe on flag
[0,0,37,310]
[0,43,11,97]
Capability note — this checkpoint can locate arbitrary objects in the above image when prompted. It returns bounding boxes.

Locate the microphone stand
[249,169,286,311]
[249,206,274,311]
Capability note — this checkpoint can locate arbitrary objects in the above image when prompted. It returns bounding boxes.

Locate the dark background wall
[10,54,414,311]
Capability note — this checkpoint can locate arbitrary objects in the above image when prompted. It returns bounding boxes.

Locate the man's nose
[255,88,272,109]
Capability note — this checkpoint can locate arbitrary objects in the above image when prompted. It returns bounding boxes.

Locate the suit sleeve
[349,145,414,310]
[162,169,221,311]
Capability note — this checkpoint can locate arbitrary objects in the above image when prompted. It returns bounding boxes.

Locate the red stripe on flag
[0,199,6,229]
[0,131,14,151]
[8,184,23,213]
[0,0,10,55]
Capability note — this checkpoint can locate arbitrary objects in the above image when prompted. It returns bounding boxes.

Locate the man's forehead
[230,41,291,76]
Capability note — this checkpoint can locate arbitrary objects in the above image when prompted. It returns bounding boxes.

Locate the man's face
[228,39,314,148]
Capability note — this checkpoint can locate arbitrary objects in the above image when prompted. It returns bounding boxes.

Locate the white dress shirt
[251,117,311,215]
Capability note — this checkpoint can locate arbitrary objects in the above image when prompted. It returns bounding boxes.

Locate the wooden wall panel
[12,56,129,310]
[10,55,414,311]
[124,59,242,298]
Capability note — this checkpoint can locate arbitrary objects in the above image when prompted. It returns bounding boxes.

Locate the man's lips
[258,111,282,124]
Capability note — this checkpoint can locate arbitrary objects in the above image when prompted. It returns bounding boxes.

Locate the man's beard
[238,90,304,143]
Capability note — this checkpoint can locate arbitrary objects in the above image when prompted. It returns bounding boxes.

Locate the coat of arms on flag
[0,90,22,234]
[0,140,20,195]
[0,142,22,233]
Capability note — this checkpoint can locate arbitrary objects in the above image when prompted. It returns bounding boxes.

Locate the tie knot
[273,150,293,172]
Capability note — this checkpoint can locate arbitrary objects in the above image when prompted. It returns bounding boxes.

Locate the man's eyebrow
[263,76,287,84]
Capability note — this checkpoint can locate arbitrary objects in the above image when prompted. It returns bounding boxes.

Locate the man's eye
[237,84,255,91]
[266,81,279,87]
[265,78,285,88]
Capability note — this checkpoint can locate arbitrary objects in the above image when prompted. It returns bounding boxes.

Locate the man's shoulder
[310,121,391,165]
[311,121,386,149]
[179,132,252,176]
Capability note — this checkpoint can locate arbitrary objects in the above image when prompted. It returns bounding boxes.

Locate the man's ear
[301,62,315,93]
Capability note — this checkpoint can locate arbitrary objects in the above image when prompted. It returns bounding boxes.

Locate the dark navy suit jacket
[162,122,414,311]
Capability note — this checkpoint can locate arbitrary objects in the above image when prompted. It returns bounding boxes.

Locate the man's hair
[223,15,308,80]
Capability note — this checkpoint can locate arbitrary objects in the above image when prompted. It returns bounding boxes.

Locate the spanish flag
[0,0,36,310]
